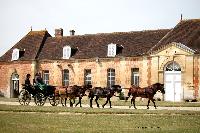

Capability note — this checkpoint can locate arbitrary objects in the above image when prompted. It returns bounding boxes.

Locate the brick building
[0,19,200,101]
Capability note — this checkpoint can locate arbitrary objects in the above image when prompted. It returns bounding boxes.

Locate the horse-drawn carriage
[18,84,59,106]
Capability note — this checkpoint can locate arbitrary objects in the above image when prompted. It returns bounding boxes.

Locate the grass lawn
[0,105,200,133]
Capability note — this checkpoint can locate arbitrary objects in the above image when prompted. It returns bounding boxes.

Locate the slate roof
[149,19,200,54]
[2,19,200,62]
[0,31,51,62]
[38,29,170,60]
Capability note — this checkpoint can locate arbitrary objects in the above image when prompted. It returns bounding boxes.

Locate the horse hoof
[129,106,131,108]
[147,107,149,109]
[102,105,104,108]
[110,107,112,108]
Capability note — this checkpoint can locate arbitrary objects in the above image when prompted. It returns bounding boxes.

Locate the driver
[25,74,34,95]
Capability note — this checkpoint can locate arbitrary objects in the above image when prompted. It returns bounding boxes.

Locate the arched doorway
[10,73,19,98]
[164,62,182,102]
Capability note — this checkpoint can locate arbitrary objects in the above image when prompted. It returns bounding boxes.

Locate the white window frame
[131,68,139,86]
[63,69,69,86]
[63,46,71,59]
[107,43,116,57]
[43,70,49,85]
[11,48,19,61]
[84,69,92,85]
[107,68,115,87]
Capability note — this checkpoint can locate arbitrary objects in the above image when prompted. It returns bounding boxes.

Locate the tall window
[11,48,19,61]
[131,68,139,86]
[63,46,71,59]
[107,68,115,87]
[43,70,49,85]
[107,43,117,57]
[63,69,69,86]
[84,69,91,85]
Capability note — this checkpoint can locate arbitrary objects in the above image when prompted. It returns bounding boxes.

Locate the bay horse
[88,85,122,108]
[128,83,165,109]
[55,84,92,107]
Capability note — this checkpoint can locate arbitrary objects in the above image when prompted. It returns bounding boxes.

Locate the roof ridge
[49,29,170,38]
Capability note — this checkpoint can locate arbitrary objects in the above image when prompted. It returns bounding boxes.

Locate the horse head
[152,83,165,94]
[111,85,122,93]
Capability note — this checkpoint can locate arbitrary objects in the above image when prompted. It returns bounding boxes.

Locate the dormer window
[63,46,71,59]
[107,43,117,57]
[11,48,19,61]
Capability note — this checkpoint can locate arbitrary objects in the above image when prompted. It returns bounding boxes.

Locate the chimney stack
[55,28,63,37]
[70,30,75,36]
[180,14,183,21]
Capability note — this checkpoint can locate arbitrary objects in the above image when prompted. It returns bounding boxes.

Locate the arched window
[11,48,19,61]
[63,69,69,86]
[107,68,115,87]
[63,46,71,59]
[165,62,181,71]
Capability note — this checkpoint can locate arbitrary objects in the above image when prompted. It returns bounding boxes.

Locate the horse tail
[127,88,132,97]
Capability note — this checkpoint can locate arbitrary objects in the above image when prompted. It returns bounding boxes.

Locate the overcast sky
[0,0,199,56]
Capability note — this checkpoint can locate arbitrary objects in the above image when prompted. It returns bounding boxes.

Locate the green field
[0,104,200,133]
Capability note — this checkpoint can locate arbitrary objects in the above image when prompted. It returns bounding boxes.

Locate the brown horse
[88,85,122,108]
[128,83,165,109]
[55,84,92,107]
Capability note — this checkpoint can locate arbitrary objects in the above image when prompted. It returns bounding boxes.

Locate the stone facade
[0,19,200,101]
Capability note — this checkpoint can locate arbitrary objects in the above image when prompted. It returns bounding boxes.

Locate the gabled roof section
[152,42,195,57]
[149,19,200,54]
[0,30,51,62]
[38,29,169,60]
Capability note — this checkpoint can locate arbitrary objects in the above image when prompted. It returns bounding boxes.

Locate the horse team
[53,83,165,109]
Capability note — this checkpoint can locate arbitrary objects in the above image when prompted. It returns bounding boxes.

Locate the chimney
[70,30,75,36]
[180,14,183,21]
[55,28,63,37]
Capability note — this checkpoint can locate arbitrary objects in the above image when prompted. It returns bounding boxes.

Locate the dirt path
[1,101,200,111]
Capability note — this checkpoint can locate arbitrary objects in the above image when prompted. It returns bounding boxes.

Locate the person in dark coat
[25,74,34,95]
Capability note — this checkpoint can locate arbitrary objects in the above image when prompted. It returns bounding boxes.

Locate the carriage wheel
[49,96,59,106]
[18,89,31,105]
[34,93,46,106]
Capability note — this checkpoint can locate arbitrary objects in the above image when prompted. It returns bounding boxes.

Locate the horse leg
[95,96,100,108]
[129,97,133,108]
[90,96,93,108]
[108,97,112,108]
[102,97,109,108]
[61,97,65,106]
[69,99,73,107]
[151,98,157,109]
[75,97,82,107]
[133,98,137,109]
[147,99,150,109]
[65,98,67,106]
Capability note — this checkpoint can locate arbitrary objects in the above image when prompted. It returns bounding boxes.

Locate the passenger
[34,72,47,91]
